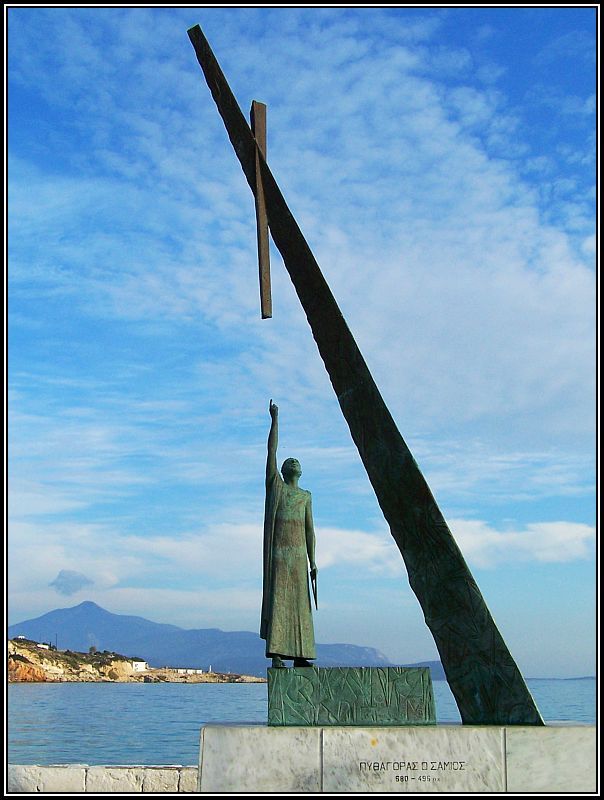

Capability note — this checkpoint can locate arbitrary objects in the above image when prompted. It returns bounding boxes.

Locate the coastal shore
[8,639,265,684]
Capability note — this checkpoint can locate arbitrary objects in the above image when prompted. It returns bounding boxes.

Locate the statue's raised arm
[266,399,278,484]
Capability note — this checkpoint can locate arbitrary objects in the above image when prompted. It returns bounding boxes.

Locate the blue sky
[7,7,596,677]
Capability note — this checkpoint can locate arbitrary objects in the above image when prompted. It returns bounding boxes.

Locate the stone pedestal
[268,666,436,726]
[197,725,596,793]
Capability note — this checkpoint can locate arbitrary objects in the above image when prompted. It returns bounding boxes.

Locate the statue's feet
[293,658,313,668]
[271,656,287,669]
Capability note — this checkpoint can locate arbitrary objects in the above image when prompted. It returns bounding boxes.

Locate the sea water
[8,679,595,766]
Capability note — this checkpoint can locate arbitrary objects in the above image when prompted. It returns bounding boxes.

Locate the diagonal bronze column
[188,24,543,725]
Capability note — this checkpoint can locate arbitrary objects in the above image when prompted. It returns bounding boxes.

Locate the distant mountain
[402,660,446,681]
[9,601,408,677]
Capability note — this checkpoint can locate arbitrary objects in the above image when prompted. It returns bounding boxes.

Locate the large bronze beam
[188,24,543,725]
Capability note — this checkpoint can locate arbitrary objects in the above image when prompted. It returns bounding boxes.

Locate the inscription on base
[322,727,505,792]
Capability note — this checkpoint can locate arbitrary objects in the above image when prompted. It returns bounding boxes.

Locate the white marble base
[506,726,597,793]
[198,726,321,793]
[323,727,504,792]
[197,725,596,793]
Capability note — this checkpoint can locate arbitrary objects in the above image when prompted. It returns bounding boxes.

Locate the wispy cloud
[534,29,596,66]
[450,519,595,568]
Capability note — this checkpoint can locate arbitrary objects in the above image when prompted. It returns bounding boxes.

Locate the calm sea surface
[8,679,595,766]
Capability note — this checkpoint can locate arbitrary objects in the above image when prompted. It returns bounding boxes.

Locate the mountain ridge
[11,601,435,678]
[9,603,595,682]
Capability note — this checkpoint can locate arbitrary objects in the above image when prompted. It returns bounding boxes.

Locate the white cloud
[581,234,596,257]
[534,29,596,66]
[317,527,400,574]
[97,586,262,629]
[9,481,90,517]
[414,441,594,506]
[9,511,593,609]
[450,519,595,568]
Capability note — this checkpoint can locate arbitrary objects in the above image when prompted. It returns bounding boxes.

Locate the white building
[131,660,148,672]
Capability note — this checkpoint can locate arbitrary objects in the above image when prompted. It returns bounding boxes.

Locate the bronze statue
[260,400,318,668]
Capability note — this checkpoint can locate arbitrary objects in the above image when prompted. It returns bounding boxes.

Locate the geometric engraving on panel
[268,667,436,726]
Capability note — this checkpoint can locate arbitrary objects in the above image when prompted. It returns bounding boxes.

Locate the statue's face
[282,458,302,479]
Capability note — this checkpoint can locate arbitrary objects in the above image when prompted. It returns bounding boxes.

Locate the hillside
[402,659,446,680]
[8,638,143,682]
[8,601,405,677]
[8,638,265,683]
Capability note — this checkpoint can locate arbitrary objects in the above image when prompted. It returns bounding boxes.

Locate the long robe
[260,472,316,659]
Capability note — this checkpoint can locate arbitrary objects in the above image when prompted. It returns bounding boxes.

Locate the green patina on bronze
[188,25,543,725]
[261,401,317,662]
[268,667,436,726]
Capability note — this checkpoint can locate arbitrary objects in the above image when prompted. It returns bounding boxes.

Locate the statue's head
[281,458,302,480]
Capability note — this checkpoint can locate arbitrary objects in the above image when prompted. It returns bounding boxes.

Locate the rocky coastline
[8,639,265,684]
